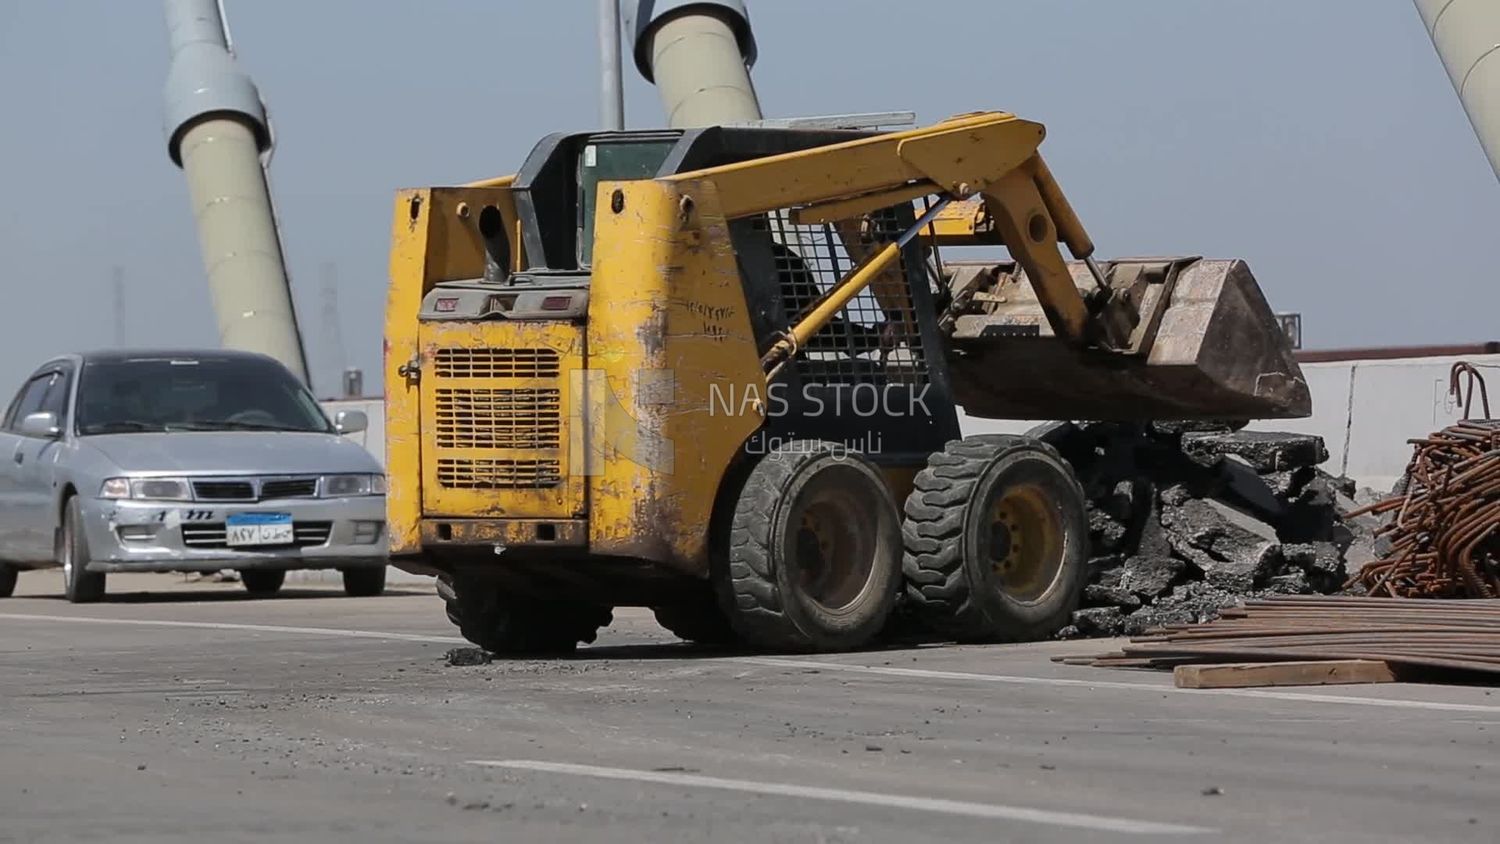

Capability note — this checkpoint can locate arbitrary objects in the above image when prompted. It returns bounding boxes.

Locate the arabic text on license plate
[225,513,294,547]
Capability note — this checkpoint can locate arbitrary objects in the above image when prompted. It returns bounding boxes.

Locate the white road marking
[732,657,1500,715]
[470,759,1214,835]
[0,612,467,645]
[3,612,1496,714]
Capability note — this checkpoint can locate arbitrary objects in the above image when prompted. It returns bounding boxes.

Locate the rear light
[434,297,459,313]
[541,295,573,311]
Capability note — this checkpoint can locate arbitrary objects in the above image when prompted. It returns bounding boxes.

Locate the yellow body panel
[663,111,1041,219]
[583,178,766,572]
[385,186,527,555]
[417,319,586,519]
[923,197,1001,245]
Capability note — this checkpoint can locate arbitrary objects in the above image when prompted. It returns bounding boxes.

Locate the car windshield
[75,356,333,436]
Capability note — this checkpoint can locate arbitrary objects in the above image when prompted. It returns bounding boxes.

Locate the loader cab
[509,126,873,275]
[511,130,682,274]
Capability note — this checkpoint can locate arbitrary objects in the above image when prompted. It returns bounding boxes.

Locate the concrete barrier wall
[1261,354,1500,491]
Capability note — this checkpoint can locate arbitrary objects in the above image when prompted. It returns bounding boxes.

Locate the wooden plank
[1173,660,1397,690]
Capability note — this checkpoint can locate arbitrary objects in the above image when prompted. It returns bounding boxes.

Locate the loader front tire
[716,441,901,652]
[902,435,1088,643]
[446,578,612,656]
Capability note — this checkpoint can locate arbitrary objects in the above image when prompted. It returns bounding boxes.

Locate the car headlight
[321,474,385,498]
[101,477,193,501]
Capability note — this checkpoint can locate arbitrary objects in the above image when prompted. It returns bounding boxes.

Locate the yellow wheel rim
[987,483,1064,603]
[790,473,874,612]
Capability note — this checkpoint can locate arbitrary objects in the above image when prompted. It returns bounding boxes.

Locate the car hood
[81,431,381,476]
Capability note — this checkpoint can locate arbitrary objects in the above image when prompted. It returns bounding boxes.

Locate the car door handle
[12,451,22,465]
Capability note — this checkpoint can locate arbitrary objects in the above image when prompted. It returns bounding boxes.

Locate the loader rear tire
[446,578,611,656]
[652,601,736,646]
[902,435,1088,643]
[716,441,901,653]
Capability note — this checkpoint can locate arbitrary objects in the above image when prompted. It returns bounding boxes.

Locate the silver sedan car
[0,350,387,602]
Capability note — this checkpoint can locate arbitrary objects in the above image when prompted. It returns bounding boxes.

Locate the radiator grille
[191,478,319,502]
[433,347,561,379]
[436,458,562,490]
[260,478,319,500]
[192,481,255,501]
[434,388,562,450]
[181,522,332,549]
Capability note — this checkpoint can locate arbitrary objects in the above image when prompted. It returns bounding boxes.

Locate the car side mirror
[19,411,61,439]
[334,410,368,435]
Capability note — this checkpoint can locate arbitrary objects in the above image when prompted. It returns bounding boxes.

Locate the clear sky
[1,0,1496,398]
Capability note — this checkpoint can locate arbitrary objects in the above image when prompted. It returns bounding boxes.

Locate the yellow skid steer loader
[384,111,1307,653]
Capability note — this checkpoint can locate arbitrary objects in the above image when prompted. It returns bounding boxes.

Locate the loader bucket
[945,258,1310,422]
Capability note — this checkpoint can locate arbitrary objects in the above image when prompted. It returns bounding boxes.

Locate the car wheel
[241,570,286,596]
[0,563,17,598]
[61,498,106,604]
[342,567,386,597]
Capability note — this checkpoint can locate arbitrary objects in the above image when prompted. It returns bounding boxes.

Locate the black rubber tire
[902,435,1088,643]
[342,567,387,597]
[716,440,901,652]
[241,570,286,596]
[446,579,612,655]
[61,498,106,604]
[652,601,737,646]
[0,563,16,598]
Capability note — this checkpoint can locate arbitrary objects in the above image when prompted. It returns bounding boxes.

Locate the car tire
[241,570,286,596]
[715,441,902,653]
[0,563,17,598]
[902,435,1088,643]
[61,498,106,604]
[342,568,387,597]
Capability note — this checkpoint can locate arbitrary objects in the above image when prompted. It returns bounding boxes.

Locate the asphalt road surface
[1,572,1496,843]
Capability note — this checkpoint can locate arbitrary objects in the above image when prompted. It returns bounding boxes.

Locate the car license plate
[225,513,294,547]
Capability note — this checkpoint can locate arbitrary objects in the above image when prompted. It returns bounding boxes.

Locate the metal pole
[320,263,347,397]
[1415,0,1500,181]
[112,266,126,347]
[599,0,624,130]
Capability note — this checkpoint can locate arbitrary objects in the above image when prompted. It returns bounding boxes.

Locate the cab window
[577,139,676,267]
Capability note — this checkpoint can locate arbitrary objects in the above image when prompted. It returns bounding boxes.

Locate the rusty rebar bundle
[1064,595,1500,678]
[1348,363,1500,598]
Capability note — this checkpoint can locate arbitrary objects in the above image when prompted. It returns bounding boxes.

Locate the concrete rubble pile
[1039,423,1386,639]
